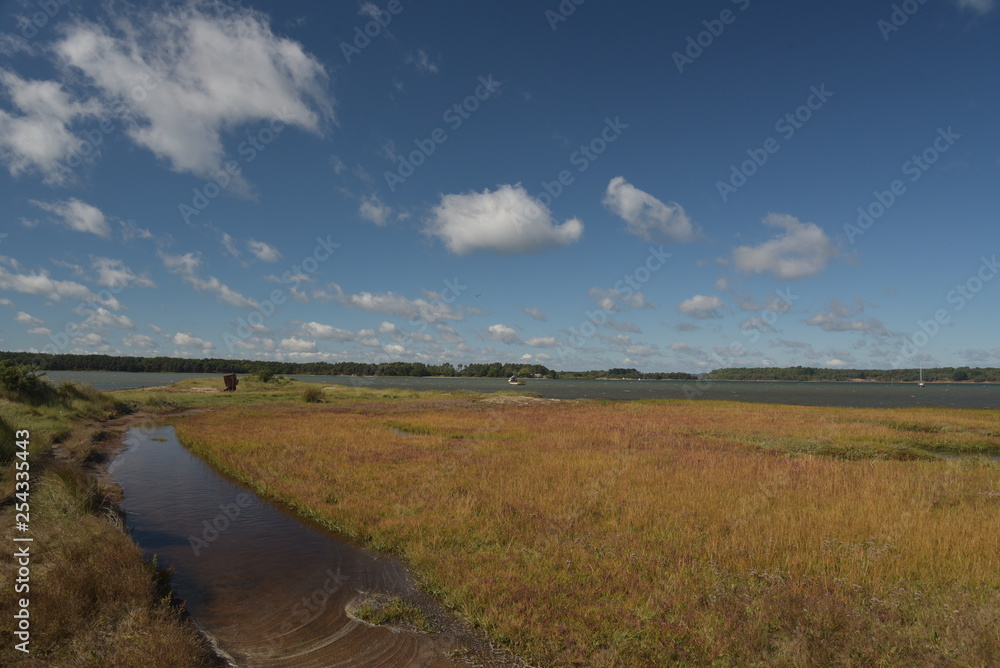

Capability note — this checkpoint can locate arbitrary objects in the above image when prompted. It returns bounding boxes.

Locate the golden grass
[0,390,219,667]
[175,393,1000,666]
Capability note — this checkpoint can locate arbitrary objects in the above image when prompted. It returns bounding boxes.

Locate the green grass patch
[349,594,436,633]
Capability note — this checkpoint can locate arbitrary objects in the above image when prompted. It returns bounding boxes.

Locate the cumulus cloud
[803,299,886,333]
[92,257,155,288]
[29,198,110,237]
[0,265,120,308]
[485,324,519,344]
[603,177,697,242]
[0,69,102,184]
[523,307,547,321]
[85,307,136,331]
[123,333,157,350]
[280,337,318,353]
[14,311,43,326]
[732,214,837,280]
[51,1,332,183]
[247,239,281,262]
[359,194,392,226]
[173,332,213,351]
[316,284,465,322]
[525,336,559,348]
[589,287,652,312]
[426,184,583,255]
[301,322,357,342]
[679,294,724,319]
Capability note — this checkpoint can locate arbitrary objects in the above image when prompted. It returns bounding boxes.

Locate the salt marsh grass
[175,390,1000,666]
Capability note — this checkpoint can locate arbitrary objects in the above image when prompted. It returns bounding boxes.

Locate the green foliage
[0,414,16,465]
[0,359,56,405]
[249,364,274,383]
[302,386,324,403]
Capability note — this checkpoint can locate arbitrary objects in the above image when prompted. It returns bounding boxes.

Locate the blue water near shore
[42,370,1000,408]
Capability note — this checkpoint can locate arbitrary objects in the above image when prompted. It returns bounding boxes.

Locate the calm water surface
[45,370,1000,408]
[109,425,489,667]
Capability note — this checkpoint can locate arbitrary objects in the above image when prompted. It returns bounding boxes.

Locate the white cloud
[603,177,697,243]
[29,198,111,237]
[0,69,102,184]
[317,284,465,322]
[426,184,583,255]
[247,239,282,262]
[525,336,559,348]
[0,265,119,308]
[956,0,995,13]
[826,359,849,368]
[123,333,157,350]
[173,332,213,351]
[85,307,135,331]
[159,251,257,309]
[485,324,519,344]
[523,307,547,321]
[589,287,652,312]
[15,311,43,326]
[280,337,318,353]
[803,299,886,333]
[301,322,357,342]
[28,327,52,336]
[53,2,332,182]
[732,214,837,280]
[92,257,155,288]
[0,298,12,306]
[406,49,440,73]
[679,294,724,319]
[359,194,392,226]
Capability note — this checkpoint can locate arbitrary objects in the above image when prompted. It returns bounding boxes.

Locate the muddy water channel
[109,425,506,667]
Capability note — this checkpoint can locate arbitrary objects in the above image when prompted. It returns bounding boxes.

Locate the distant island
[1,351,998,383]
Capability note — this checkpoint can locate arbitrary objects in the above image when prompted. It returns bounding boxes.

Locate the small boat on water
[918,367,925,388]
[508,376,526,385]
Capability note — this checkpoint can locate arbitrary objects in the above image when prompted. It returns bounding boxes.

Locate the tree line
[703,366,1000,383]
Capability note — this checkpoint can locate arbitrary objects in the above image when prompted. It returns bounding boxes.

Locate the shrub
[302,386,324,403]
[0,360,56,405]
[249,364,274,383]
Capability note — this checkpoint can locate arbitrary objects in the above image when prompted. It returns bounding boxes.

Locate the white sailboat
[918,366,925,388]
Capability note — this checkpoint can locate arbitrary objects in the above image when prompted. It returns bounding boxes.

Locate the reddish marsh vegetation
[176,392,1000,666]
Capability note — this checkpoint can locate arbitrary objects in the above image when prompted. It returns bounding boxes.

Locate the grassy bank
[172,385,1000,666]
[0,366,219,667]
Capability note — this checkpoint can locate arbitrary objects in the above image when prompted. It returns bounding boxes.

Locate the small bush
[302,386,324,403]
[0,414,16,465]
[249,364,275,383]
[0,360,56,405]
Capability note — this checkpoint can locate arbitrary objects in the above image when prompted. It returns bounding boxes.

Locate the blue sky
[1,0,998,372]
